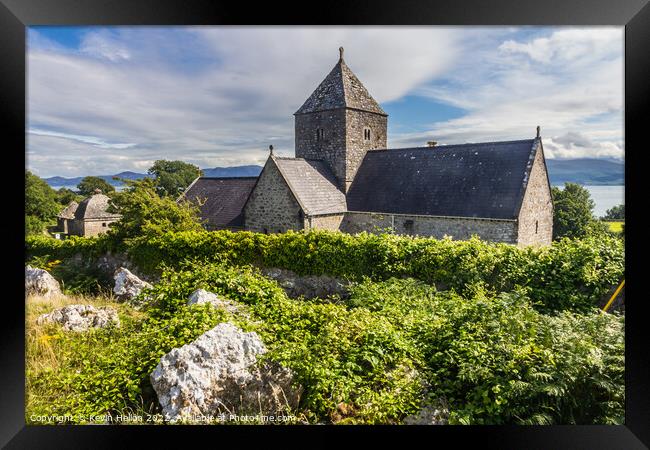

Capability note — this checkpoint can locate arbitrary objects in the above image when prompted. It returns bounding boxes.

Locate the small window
[316,128,324,141]
[263,228,269,234]
[535,220,539,234]
[102,222,107,227]
[363,127,371,141]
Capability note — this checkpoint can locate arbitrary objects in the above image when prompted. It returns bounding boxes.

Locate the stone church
[182,48,553,246]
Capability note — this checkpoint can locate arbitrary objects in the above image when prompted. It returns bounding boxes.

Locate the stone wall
[307,214,345,231]
[82,219,118,237]
[344,110,387,192]
[341,212,518,243]
[516,143,553,246]
[295,109,347,186]
[57,217,68,234]
[244,158,305,233]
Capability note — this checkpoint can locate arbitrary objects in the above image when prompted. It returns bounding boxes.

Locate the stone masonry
[244,158,303,233]
[516,141,554,246]
[341,212,518,244]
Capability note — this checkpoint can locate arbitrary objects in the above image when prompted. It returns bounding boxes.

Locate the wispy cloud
[29,128,136,149]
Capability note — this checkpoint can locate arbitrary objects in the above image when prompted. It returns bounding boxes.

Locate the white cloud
[499,28,622,65]
[394,27,624,160]
[79,30,131,61]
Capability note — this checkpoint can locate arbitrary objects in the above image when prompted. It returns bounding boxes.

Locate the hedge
[26,229,624,313]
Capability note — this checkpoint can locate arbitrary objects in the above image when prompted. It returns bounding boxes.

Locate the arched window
[363,127,371,141]
[316,128,324,141]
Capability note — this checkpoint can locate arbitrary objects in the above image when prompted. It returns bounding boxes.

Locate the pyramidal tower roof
[295,47,387,116]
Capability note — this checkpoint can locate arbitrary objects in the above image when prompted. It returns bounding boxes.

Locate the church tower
[294,47,388,192]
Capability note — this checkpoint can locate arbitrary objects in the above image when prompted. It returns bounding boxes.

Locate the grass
[25,293,148,424]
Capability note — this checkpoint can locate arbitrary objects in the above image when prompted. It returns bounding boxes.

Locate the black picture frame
[2,0,648,447]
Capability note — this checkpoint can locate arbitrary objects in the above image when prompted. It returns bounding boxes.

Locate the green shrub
[345,278,625,425]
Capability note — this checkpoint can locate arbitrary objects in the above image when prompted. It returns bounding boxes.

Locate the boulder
[25,265,63,298]
[113,267,152,303]
[263,267,349,300]
[187,289,242,314]
[36,304,120,332]
[403,399,449,425]
[150,323,302,423]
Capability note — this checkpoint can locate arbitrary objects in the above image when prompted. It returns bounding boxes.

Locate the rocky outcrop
[187,289,242,314]
[36,304,120,332]
[25,265,63,298]
[150,323,302,423]
[403,399,449,425]
[263,267,349,299]
[113,267,152,304]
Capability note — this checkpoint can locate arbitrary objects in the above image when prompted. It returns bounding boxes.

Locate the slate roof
[74,193,121,220]
[181,177,258,229]
[295,55,386,116]
[273,156,347,215]
[346,139,540,220]
[58,201,79,219]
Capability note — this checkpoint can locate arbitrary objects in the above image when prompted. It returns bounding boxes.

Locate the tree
[551,183,598,240]
[148,160,202,197]
[56,187,84,205]
[25,171,60,235]
[603,204,624,220]
[106,177,204,243]
[77,176,115,197]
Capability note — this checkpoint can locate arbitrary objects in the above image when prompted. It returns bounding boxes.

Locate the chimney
[426,140,437,147]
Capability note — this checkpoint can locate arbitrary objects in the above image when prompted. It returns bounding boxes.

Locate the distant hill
[44,166,264,188]
[43,159,623,189]
[44,172,152,187]
[201,165,262,178]
[546,158,624,186]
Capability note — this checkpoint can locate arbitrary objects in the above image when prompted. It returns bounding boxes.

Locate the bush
[26,229,624,313]
[345,278,624,425]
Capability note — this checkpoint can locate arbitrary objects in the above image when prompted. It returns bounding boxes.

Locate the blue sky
[27,26,623,178]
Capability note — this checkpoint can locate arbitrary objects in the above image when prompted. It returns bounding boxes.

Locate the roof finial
[536,125,540,138]
[269,144,274,155]
[339,46,344,62]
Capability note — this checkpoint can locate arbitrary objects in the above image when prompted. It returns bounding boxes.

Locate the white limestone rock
[150,322,302,423]
[187,289,241,314]
[113,267,152,304]
[25,265,63,298]
[36,304,120,332]
[403,399,449,425]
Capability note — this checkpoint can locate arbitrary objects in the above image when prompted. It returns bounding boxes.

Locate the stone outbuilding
[56,200,78,235]
[181,48,553,246]
[67,190,121,237]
